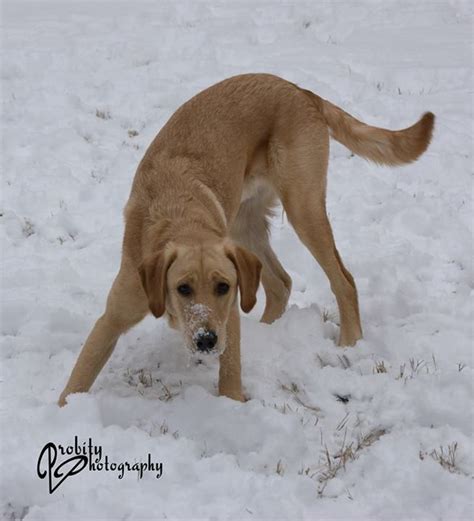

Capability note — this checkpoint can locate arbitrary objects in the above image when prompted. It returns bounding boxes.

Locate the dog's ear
[226,244,262,313]
[138,248,177,318]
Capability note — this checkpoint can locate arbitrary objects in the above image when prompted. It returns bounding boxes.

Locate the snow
[1,1,472,519]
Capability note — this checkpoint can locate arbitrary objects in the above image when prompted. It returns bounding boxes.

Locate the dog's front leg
[58,315,122,406]
[58,259,149,406]
[218,305,244,402]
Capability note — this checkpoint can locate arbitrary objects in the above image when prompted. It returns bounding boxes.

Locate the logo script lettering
[37,437,163,494]
[37,442,88,494]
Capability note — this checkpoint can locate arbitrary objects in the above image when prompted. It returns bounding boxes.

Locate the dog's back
[142,73,434,172]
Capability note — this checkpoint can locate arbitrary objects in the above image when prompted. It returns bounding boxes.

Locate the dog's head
[139,241,261,354]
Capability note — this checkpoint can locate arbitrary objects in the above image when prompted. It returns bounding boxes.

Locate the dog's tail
[306,91,434,166]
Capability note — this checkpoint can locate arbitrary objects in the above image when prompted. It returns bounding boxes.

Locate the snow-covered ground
[1,1,472,519]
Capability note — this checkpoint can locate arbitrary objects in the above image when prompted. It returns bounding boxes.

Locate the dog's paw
[219,388,246,402]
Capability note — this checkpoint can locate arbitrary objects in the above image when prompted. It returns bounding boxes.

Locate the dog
[58,73,434,405]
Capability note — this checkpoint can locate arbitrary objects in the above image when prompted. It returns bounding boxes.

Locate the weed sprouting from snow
[358,429,387,450]
[138,369,153,388]
[396,357,441,381]
[317,441,351,494]
[160,421,169,435]
[321,309,335,323]
[374,360,388,374]
[95,108,111,120]
[272,402,292,414]
[317,427,386,496]
[298,465,315,478]
[123,368,133,386]
[409,358,426,375]
[338,355,351,369]
[420,442,463,474]
[156,379,177,402]
[397,363,406,380]
[290,382,299,393]
[280,381,321,413]
[124,369,179,401]
[457,362,466,372]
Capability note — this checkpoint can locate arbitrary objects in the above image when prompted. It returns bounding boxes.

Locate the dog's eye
[216,282,230,295]
[177,284,192,296]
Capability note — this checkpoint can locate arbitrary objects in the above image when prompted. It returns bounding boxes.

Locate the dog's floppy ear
[138,248,177,318]
[226,244,262,313]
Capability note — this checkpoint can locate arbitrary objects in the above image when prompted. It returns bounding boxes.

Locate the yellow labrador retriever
[59,73,434,405]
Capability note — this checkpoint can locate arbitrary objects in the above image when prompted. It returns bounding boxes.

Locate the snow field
[1,1,473,519]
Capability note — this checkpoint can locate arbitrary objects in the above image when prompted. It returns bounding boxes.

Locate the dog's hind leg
[231,190,292,324]
[259,245,292,324]
[58,256,149,406]
[276,125,362,346]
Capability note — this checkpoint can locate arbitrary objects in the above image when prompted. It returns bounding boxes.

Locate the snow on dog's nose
[194,329,218,352]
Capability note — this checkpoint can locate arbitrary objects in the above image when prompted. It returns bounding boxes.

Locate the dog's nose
[195,330,218,352]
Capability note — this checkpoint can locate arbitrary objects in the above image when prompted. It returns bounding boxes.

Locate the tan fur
[303,91,434,166]
[58,73,434,406]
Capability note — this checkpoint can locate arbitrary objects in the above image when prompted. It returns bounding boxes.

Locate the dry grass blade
[336,412,350,431]
[317,427,386,495]
[156,379,178,401]
[276,459,285,476]
[356,428,386,450]
[280,381,321,413]
[409,357,425,375]
[374,360,387,374]
[338,355,351,369]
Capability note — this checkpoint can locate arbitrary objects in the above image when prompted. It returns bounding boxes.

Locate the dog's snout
[195,330,218,352]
